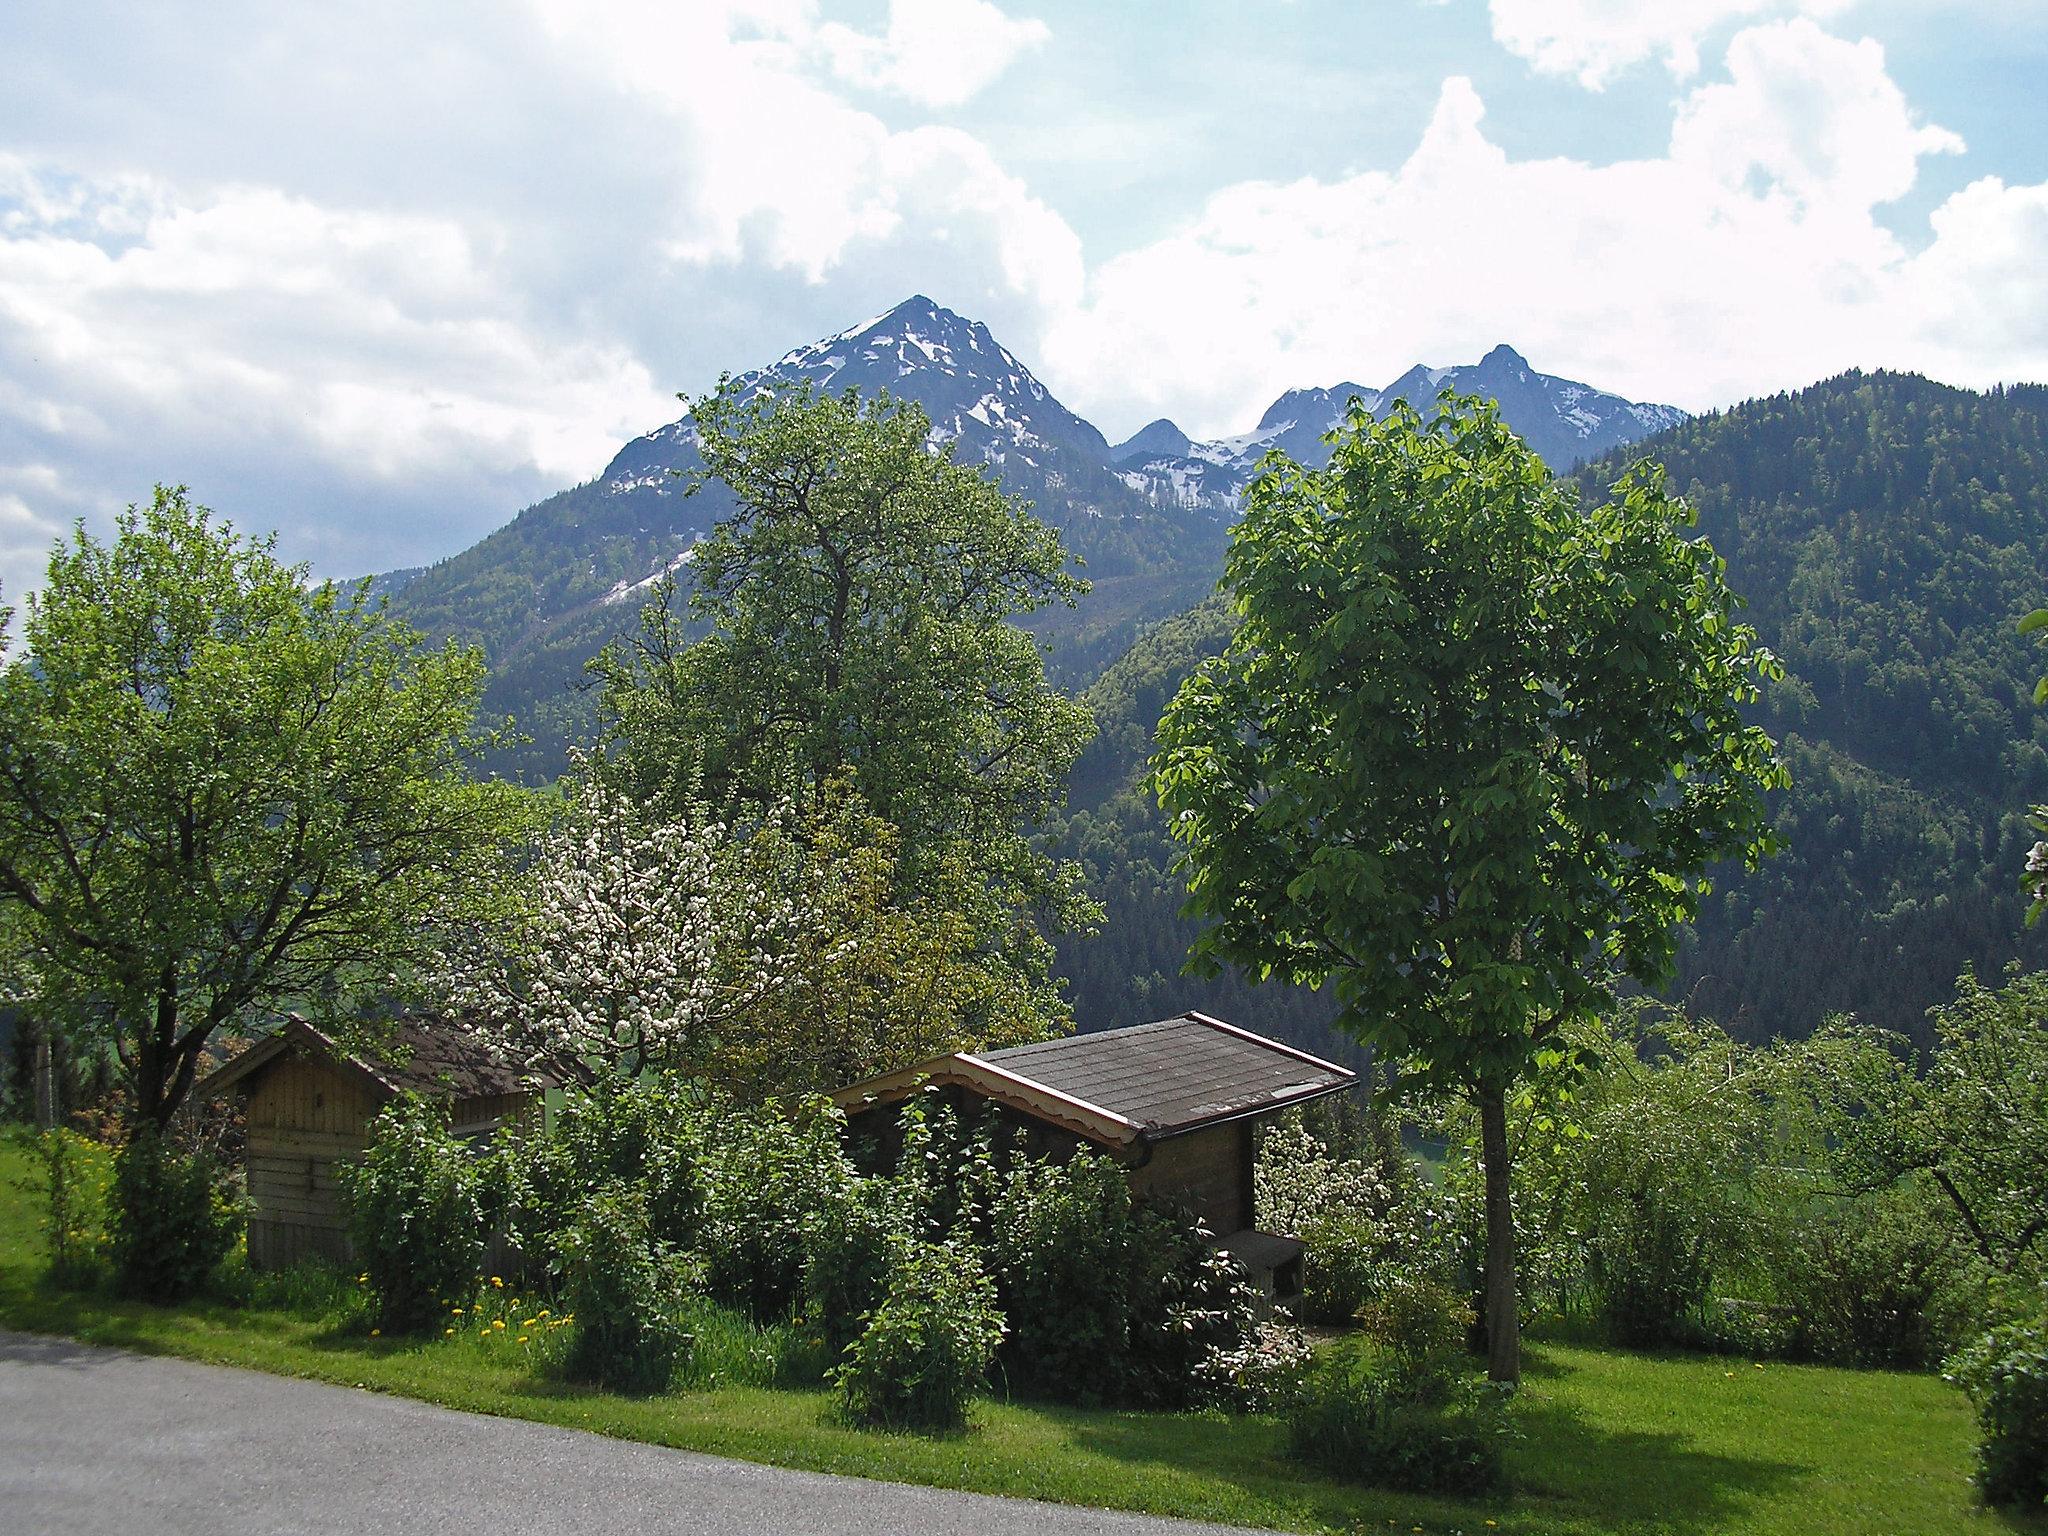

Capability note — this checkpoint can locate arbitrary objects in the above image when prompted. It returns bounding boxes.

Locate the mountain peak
[1111,417,1193,464]
[1479,342,1531,373]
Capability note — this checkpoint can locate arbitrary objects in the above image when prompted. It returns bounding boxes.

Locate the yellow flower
[517,1335,530,1344]
[493,1319,506,1330]
[537,1309,550,1318]
[444,1328,455,1337]
[369,1329,381,1338]
[491,1276,504,1288]
[451,1307,464,1316]
[522,1318,537,1328]
[357,1273,370,1284]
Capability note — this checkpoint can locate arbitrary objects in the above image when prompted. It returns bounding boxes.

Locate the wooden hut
[197,1015,553,1270]
[832,1011,1355,1298]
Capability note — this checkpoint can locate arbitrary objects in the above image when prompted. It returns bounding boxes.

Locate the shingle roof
[980,1013,1354,1136]
[832,1011,1354,1146]
[198,1014,576,1104]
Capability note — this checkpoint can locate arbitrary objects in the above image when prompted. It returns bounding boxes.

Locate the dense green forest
[1054,372,2048,1053]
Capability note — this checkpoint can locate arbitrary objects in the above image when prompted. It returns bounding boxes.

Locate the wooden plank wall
[245,1056,374,1269]
[1127,1121,1252,1235]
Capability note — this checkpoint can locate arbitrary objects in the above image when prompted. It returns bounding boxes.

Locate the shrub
[1947,1298,2048,1510]
[983,1149,1137,1401]
[696,1096,858,1319]
[502,1074,704,1271]
[1778,1191,1963,1369]
[1586,1185,1714,1348]
[800,1175,903,1359]
[1296,1207,1383,1325]
[28,1127,110,1291]
[340,1093,485,1333]
[1192,1321,1316,1414]
[1289,1278,1510,1495]
[109,1125,241,1302]
[558,1184,689,1394]
[834,1238,1004,1433]
[1123,1207,1263,1409]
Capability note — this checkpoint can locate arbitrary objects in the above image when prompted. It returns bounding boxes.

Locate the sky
[2,0,2045,598]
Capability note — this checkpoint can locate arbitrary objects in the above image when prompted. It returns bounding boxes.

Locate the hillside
[1053,372,2048,1051]
[381,298,1678,781]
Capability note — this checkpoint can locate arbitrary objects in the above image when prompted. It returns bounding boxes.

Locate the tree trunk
[1478,1080,1521,1385]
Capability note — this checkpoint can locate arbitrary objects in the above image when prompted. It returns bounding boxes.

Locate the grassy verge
[1,1136,2037,1536]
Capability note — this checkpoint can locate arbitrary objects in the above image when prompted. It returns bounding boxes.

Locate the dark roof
[198,1014,573,1104]
[980,1013,1353,1136]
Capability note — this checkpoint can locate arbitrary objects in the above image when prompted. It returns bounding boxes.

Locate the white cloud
[819,0,1050,109]
[0,161,676,592]
[1484,0,1854,88]
[1045,21,2043,438]
[0,0,1081,595]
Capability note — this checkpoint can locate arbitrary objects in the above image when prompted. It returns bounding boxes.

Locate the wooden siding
[1126,1121,1252,1235]
[244,1055,374,1268]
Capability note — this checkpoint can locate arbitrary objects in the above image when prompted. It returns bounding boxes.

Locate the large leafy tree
[1152,399,1785,1381]
[0,488,539,1129]
[597,381,1098,1042]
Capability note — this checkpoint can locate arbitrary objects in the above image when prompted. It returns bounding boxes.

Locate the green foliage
[1288,1279,1511,1495]
[799,1175,903,1360]
[1947,1287,2048,1509]
[558,1184,689,1395]
[341,1093,485,1333]
[1154,394,1783,1094]
[0,487,540,1129]
[1819,965,2048,1276]
[833,1237,1004,1433]
[1775,1187,1964,1370]
[976,1141,1259,1409]
[108,1125,240,1302]
[695,1095,860,1320]
[594,382,1099,1047]
[26,1127,109,1291]
[1155,396,1784,1380]
[497,1074,705,1268]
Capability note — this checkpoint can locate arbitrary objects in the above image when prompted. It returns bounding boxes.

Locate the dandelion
[444,1328,455,1337]
[491,1276,504,1288]
[517,1335,530,1344]
[370,1329,381,1338]
[451,1307,464,1316]
[493,1319,506,1330]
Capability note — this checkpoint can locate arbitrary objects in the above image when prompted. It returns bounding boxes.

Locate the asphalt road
[0,1331,1266,1536]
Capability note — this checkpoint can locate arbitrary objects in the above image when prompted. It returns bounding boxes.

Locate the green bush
[983,1149,1138,1401]
[28,1127,110,1291]
[1947,1297,2048,1509]
[1586,1186,1713,1348]
[800,1175,902,1359]
[1296,1207,1384,1325]
[834,1238,1004,1433]
[697,1096,858,1319]
[1288,1277,1510,1495]
[1122,1207,1262,1409]
[340,1093,485,1333]
[558,1184,689,1394]
[502,1075,704,1270]
[1778,1192,1962,1369]
[109,1125,240,1302]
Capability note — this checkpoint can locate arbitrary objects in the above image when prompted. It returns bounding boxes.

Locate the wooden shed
[197,1015,553,1270]
[833,1011,1355,1298]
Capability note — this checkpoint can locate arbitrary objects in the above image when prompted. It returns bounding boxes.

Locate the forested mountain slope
[379,298,1676,782]
[1053,372,2048,1051]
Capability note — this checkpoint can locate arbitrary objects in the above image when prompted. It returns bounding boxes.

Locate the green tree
[1152,398,1785,1381]
[0,488,539,1130]
[597,382,1099,1042]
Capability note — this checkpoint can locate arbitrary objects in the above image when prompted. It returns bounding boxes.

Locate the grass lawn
[1,1135,2038,1536]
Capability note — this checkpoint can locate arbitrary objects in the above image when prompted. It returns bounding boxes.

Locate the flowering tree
[443,778,805,1077]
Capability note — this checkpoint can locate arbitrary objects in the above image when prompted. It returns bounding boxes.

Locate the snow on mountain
[1115,347,1684,513]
